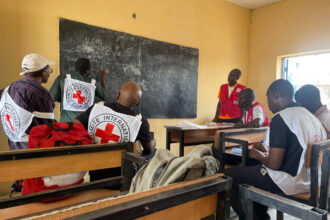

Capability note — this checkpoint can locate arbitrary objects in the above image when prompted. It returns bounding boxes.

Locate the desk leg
[179,131,184,157]
[219,133,225,171]
[166,129,171,151]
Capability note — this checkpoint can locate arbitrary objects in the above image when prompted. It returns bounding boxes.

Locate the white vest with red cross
[63,74,96,112]
[0,87,54,143]
[87,103,142,144]
[264,107,326,195]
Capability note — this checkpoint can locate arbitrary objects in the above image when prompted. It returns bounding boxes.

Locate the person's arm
[73,119,81,124]
[100,70,106,89]
[137,117,156,154]
[49,76,62,102]
[95,80,106,102]
[234,120,243,128]
[249,147,284,170]
[142,137,156,154]
[74,105,94,130]
[249,114,289,170]
[239,118,261,128]
[212,101,221,122]
[253,142,267,152]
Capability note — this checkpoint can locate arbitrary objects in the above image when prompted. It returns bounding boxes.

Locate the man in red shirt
[213,69,246,123]
[234,88,269,128]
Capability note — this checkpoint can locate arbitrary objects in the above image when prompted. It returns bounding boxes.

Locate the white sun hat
[19,53,55,76]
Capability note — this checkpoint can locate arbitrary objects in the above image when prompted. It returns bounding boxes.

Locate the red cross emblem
[95,123,120,143]
[72,90,86,104]
[6,114,14,131]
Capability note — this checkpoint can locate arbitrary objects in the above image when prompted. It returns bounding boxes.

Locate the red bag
[22,122,92,202]
[27,122,92,149]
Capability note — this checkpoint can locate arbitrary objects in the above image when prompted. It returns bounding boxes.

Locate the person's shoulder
[255,102,266,109]
[253,103,264,111]
[237,83,246,88]
[270,113,284,126]
[318,110,330,126]
[104,101,115,108]
[54,73,67,80]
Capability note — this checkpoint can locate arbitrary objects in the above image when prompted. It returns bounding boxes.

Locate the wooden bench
[0,142,145,219]
[14,174,232,220]
[214,127,267,170]
[239,140,330,220]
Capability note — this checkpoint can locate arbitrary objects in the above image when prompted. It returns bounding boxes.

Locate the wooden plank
[137,194,217,220]
[215,127,266,150]
[168,126,233,144]
[0,189,119,219]
[0,149,125,181]
[24,174,224,220]
[224,129,265,144]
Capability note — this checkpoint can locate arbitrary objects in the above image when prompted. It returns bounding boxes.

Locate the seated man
[295,84,330,138]
[234,88,269,128]
[74,81,156,182]
[224,79,326,220]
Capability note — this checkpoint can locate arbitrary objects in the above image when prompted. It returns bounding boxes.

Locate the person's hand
[248,147,261,160]
[253,142,267,152]
[234,121,243,128]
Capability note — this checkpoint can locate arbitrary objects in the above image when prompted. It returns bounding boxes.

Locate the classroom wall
[248,0,330,114]
[0,0,249,193]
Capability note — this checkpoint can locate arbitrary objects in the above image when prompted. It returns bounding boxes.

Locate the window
[282,53,330,107]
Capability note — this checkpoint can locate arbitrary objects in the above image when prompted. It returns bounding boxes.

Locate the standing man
[224,79,326,219]
[0,53,55,150]
[213,69,246,123]
[50,58,106,122]
[234,88,269,128]
[295,84,330,138]
[74,81,156,182]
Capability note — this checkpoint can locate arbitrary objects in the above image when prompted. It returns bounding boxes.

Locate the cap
[19,53,55,76]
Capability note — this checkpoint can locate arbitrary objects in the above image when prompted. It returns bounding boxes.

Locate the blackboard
[59,19,199,118]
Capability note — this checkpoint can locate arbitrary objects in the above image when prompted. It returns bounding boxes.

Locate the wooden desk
[165,124,233,156]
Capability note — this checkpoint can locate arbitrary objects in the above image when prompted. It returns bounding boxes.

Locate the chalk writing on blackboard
[60,18,199,118]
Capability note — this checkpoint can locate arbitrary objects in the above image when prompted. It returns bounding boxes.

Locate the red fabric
[22,178,84,202]
[219,83,246,119]
[244,102,270,126]
[22,122,92,202]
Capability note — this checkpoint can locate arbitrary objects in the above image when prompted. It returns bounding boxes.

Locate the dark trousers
[224,165,283,220]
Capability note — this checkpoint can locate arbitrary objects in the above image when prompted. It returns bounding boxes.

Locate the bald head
[117,81,142,109]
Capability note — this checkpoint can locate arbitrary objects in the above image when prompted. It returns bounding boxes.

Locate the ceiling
[226,0,281,9]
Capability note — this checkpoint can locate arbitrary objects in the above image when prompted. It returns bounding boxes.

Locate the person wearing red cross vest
[74,81,156,183]
[50,58,106,122]
[0,54,55,150]
[224,79,326,219]
[213,69,246,123]
[234,88,269,128]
